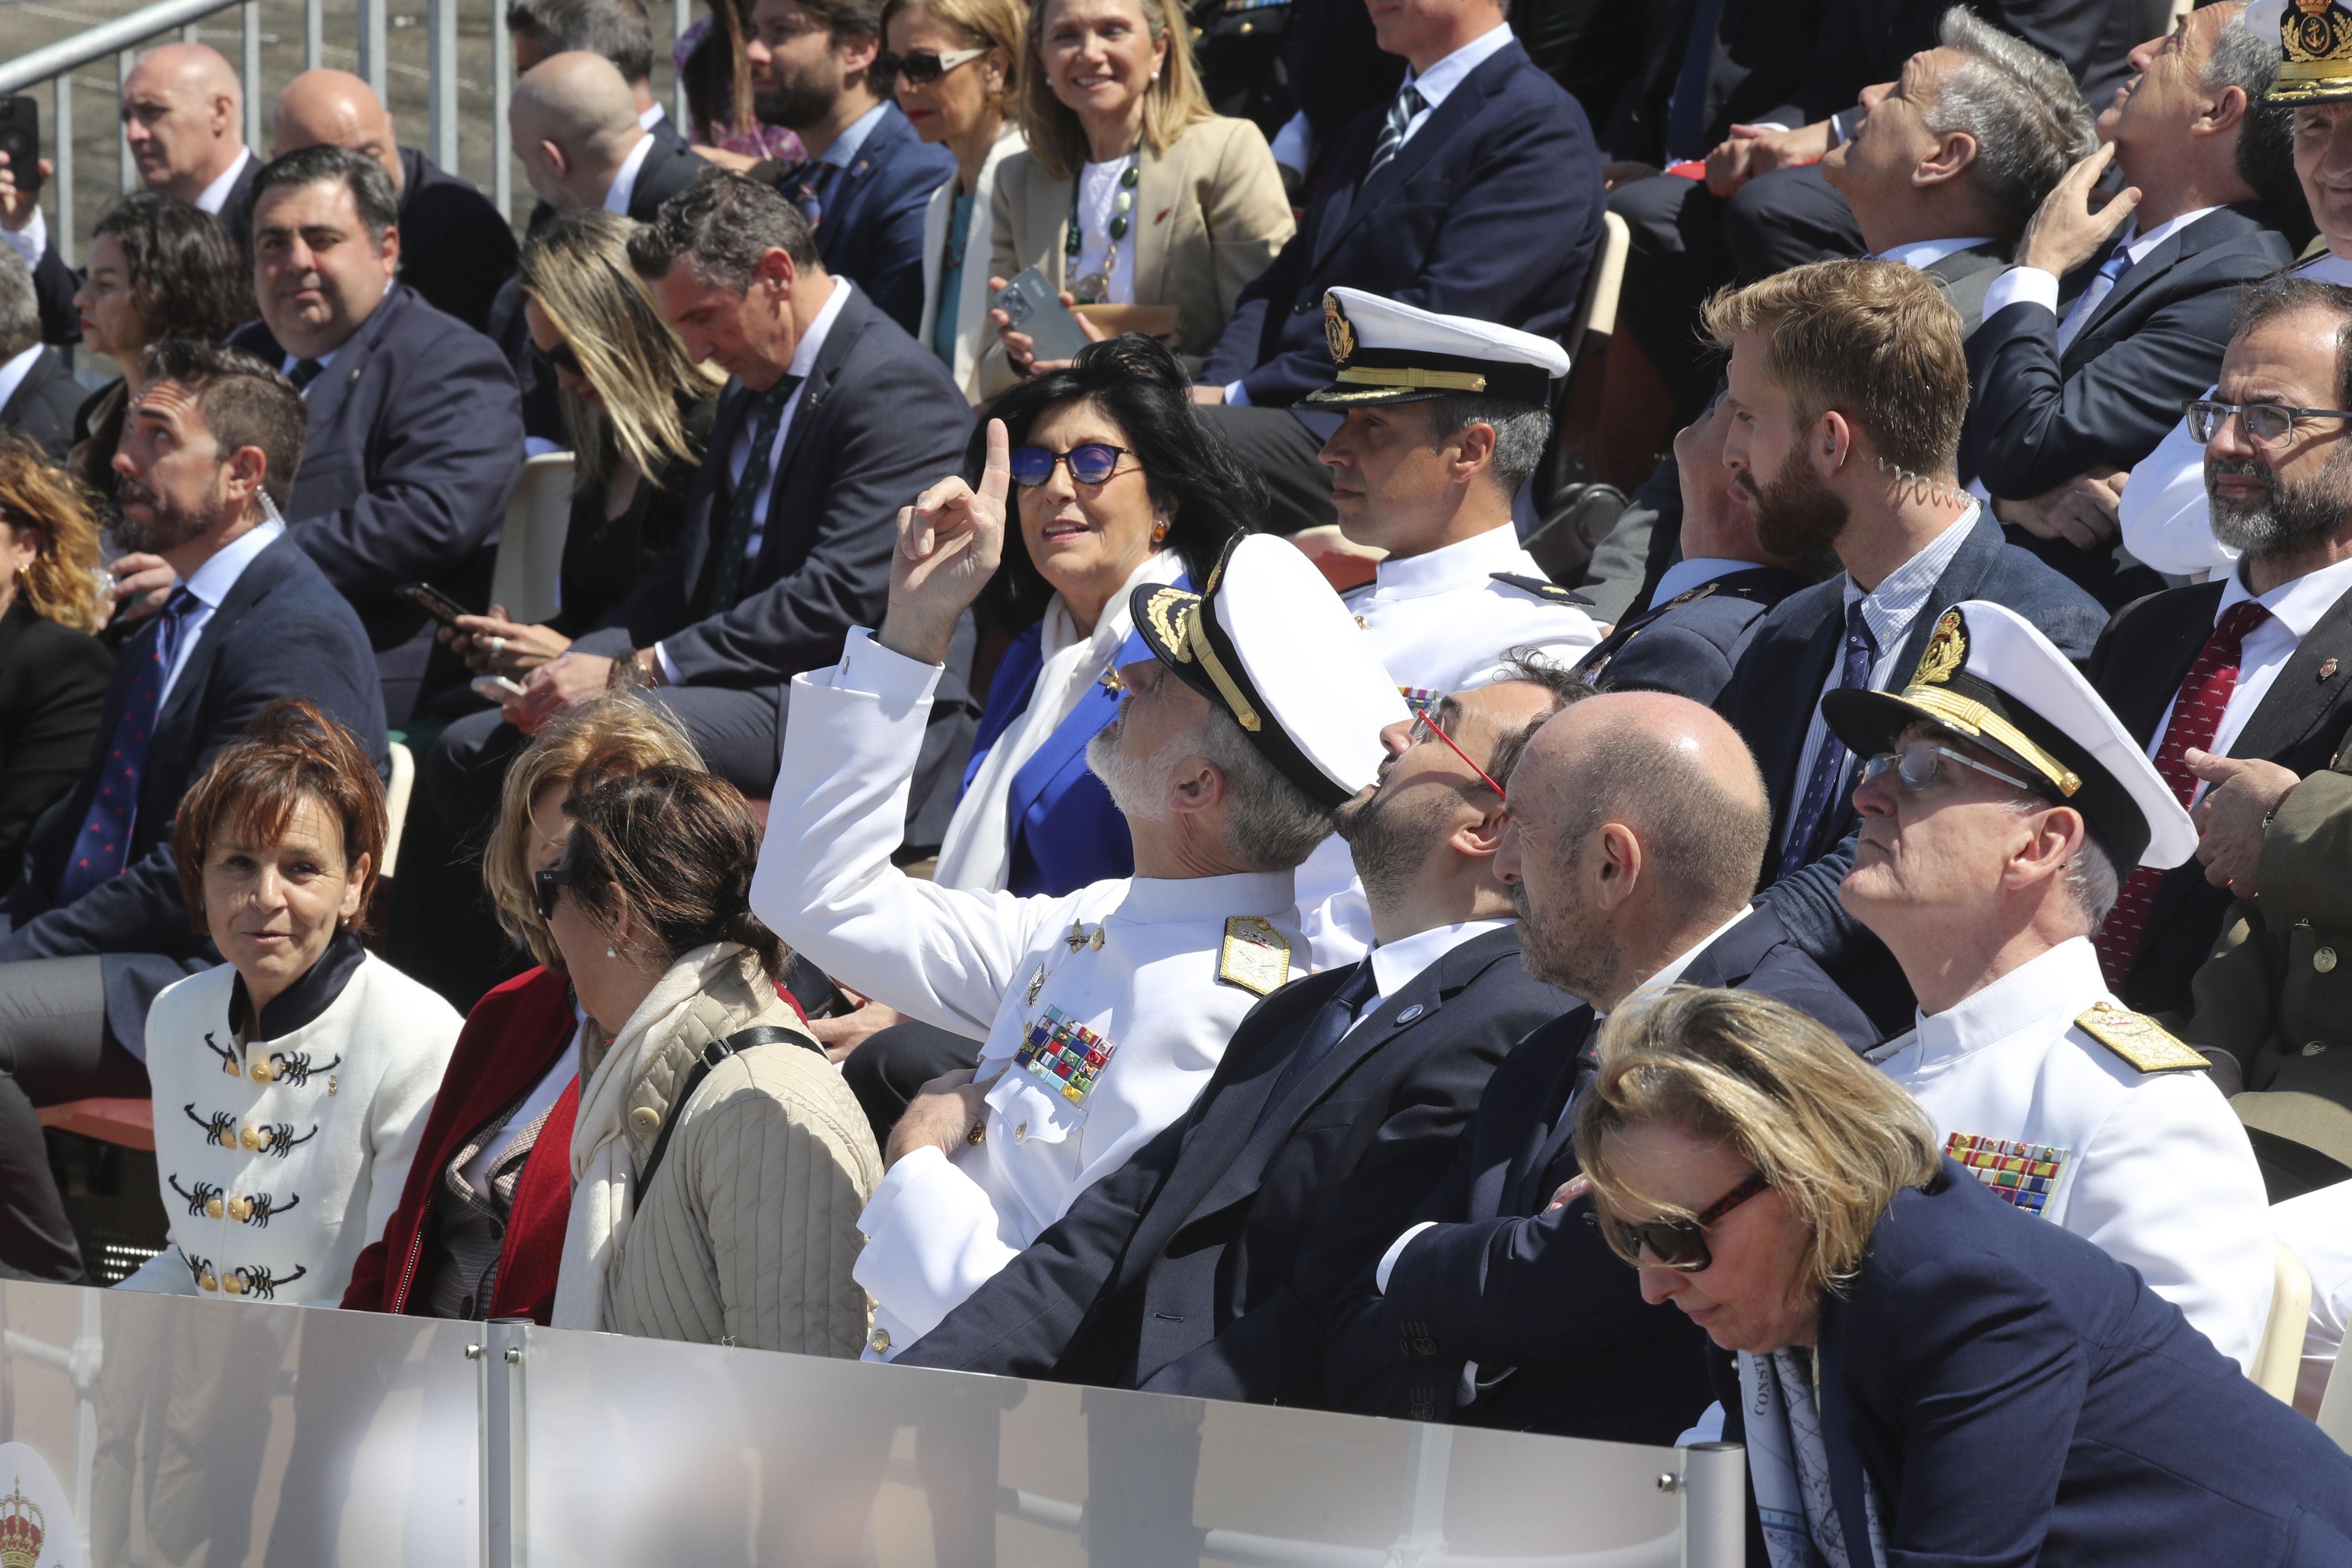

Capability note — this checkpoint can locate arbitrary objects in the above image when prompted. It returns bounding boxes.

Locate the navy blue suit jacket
[1571,566,1812,704]
[0,532,386,1050]
[1199,39,1603,406]
[393,146,518,334]
[1718,1164,2352,1568]
[574,282,973,688]
[1962,204,2293,499]
[899,928,1566,1406]
[772,104,955,337]
[1332,906,1877,1444]
[230,286,525,726]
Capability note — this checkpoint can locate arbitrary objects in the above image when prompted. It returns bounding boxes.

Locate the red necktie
[2093,600,2270,988]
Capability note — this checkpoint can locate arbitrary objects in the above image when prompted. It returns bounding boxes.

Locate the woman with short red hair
[116,698,460,1304]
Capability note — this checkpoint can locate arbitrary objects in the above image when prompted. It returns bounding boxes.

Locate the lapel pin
[1394,1003,1424,1024]
[1155,207,1171,224]
[2322,658,2339,682]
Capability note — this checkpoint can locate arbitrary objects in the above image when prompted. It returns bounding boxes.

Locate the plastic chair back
[489,452,577,628]
[2254,1240,2315,1403]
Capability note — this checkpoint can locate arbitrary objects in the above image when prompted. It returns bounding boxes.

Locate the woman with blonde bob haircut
[976,0,1289,394]
[0,439,112,880]
[1575,986,2352,1568]
[441,209,723,686]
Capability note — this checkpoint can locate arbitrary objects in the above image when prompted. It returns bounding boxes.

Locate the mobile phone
[472,674,528,701]
[396,581,472,627]
[0,98,40,197]
[993,266,1093,364]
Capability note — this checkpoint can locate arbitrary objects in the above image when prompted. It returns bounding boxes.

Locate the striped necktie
[1365,85,1427,181]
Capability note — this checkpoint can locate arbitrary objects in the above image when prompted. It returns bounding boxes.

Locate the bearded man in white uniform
[750,423,1408,1358]
[1827,598,2275,1369]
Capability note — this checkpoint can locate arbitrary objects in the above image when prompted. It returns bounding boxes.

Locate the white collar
[1902,936,2104,1066]
[1367,918,1512,1001]
[1364,522,1526,600]
[1839,502,1977,611]
[787,275,851,379]
[2215,551,2352,640]
[195,146,253,215]
[1405,22,1513,110]
[181,517,286,610]
[1648,556,1760,609]
[0,342,43,413]
[638,102,667,132]
[1599,906,1754,1021]
[1876,236,1997,272]
[603,132,655,215]
[2111,205,2222,268]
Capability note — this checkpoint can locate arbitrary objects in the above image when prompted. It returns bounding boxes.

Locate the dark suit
[2089,575,2352,1017]
[1201,39,1603,407]
[0,597,109,887]
[1572,566,1812,703]
[1602,0,1827,165]
[766,104,956,337]
[1332,906,1876,1443]
[0,530,388,1050]
[393,146,520,334]
[0,347,86,460]
[899,928,1568,1404]
[230,285,527,725]
[1714,1163,2352,1567]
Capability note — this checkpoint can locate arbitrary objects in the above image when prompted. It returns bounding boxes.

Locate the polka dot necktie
[55,587,200,906]
[2093,599,2271,988]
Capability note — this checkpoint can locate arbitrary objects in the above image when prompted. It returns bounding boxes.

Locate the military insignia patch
[1946,1133,2069,1216]
[1914,608,1966,686]
[1218,915,1292,996]
[1323,292,1356,364]
[2075,1001,2211,1072]
[1015,1004,1117,1104]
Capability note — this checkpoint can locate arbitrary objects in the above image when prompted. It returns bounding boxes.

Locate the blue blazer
[963,603,1172,898]
[1572,565,1813,705]
[789,103,956,337]
[1198,39,1604,407]
[1719,1162,2352,1568]
[0,532,387,1053]
[230,286,526,726]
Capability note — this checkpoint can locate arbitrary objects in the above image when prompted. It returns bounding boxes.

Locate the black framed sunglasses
[878,45,985,83]
[2184,398,2352,447]
[1585,1170,1770,1273]
[531,339,584,381]
[1009,443,1131,487]
[533,863,578,921]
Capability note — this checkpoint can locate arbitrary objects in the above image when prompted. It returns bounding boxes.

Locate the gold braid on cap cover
[1185,603,1260,732]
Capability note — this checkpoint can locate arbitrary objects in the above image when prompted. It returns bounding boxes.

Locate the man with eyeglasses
[1324,689,1876,1443]
[895,659,1577,1402]
[2083,275,2352,1021]
[1830,597,2274,1370]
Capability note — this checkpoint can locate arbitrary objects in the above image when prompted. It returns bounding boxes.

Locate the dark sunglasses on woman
[1009,443,1131,487]
[1585,1170,1770,1272]
[533,863,578,921]
[531,339,584,381]
[878,46,984,83]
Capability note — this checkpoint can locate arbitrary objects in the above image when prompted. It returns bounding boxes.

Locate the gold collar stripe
[1334,366,1489,392]
[1186,604,1261,732]
[1898,683,2084,797]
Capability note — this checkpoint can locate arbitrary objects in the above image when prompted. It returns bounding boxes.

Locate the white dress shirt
[0,340,42,416]
[196,147,254,216]
[750,628,1313,1358]
[602,132,655,216]
[1780,505,1977,858]
[1979,206,2222,351]
[157,518,285,708]
[1875,236,1996,272]
[1866,936,2273,1370]
[638,102,668,134]
[2147,553,2352,791]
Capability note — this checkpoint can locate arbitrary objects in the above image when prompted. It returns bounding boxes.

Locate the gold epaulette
[1217,916,1292,996]
[2075,1001,2210,1073]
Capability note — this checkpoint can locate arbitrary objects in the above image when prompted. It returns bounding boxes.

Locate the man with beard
[1704,258,2104,1025]
[896,659,1577,1400]
[1323,689,1876,1442]
[0,340,382,1282]
[2085,275,2352,1019]
[739,0,953,333]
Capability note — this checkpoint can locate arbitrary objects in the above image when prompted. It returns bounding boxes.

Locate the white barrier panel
[1,1281,1742,1567]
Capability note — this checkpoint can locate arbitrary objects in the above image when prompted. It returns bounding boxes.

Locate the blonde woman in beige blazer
[978,0,1292,398]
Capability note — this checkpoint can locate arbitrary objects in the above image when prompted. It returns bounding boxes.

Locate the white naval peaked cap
[1297,287,1571,409]
[1819,600,2196,870]
[1130,533,1410,807]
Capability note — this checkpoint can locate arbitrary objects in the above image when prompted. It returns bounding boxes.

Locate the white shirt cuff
[652,642,682,686]
[1270,110,1313,173]
[1375,1220,1438,1294]
[3,206,44,269]
[1980,266,2060,322]
[1223,380,1252,408]
[524,435,567,459]
[823,625,949,701]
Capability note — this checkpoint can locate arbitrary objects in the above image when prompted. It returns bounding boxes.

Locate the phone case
[995,267,1093,363]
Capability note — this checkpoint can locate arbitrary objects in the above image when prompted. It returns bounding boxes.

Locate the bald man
[510,51,705,221]
[1326,689,1877,1444]
[275,69,518,331]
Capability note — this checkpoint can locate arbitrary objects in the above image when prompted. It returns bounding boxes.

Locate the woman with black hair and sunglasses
[815,333,1262,1136]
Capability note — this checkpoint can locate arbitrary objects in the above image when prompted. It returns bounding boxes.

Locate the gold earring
[1151,519,1169,545]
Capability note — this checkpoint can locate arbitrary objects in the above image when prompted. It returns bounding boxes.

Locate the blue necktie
[1781,598,1879,868]
[2056,241,2135,352]
[1364,85,1427,181]
[56,588,199,905]
[1664,0,1729,160]
[1252,959,1382,1133]
[790,160,841,230]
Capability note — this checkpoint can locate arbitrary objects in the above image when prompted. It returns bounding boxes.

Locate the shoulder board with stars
[2074,1001,2210,1073]
[1488,573,1594,607]
[1217,916,1292,997]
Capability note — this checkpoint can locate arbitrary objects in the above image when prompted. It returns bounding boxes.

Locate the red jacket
[343,966,579,1322]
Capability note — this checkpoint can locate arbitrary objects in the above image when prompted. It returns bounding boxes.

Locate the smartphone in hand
[397,581,473,627]
[472,674,528,701]
[992,266,1093,363]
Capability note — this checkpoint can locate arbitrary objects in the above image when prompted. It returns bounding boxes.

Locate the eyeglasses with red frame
[1406,704,1508,801]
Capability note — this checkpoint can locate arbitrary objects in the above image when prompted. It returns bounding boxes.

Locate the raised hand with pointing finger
[878,417,1011,666]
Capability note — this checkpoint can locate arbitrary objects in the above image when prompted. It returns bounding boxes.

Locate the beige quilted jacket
[585,954,882,1355]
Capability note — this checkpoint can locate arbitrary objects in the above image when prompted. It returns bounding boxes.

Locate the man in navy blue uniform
[1190,0,1604,533]
[1326,688,1875,1442]
[0,341,384,1282]
[226,145,526,727]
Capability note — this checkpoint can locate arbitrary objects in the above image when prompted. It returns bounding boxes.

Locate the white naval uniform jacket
[121,945,461,1304]
[751,629,1311,1357]
[1867,937,2273,1371]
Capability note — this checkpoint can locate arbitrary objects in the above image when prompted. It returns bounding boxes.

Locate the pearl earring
[606,946,617,959]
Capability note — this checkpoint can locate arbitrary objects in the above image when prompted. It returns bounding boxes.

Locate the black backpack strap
[637,1024,828,1193]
